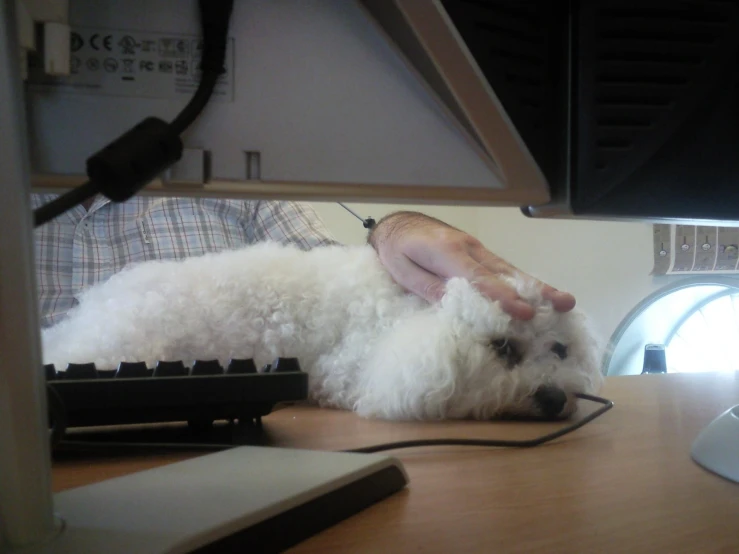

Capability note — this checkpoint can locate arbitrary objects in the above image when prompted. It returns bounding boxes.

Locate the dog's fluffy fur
[42,242,603,420]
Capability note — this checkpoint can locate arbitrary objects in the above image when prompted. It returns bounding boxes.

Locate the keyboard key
[44,364,57,381]
[65,363,97,379]
[115,362,149,378]
[153,360,188,377]
[226,359,257,374]
[270,357,302,373]
[190,360,223,376]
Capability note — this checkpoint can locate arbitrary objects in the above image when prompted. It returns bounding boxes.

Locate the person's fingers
[471,245,576,313]
[395,231,575,318]
[402,235,483,282]
[467,243,518,276]
[467,277,536,320]
[469,244,528,281]
[402,239,537,318]
[542,286,577,312]
[403,237,542,319]
[381,253,447,303]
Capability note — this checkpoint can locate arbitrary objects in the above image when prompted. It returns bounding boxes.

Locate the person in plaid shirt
[32,195,577,328]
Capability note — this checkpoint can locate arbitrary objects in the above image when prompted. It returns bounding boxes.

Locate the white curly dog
[42,242,603,421]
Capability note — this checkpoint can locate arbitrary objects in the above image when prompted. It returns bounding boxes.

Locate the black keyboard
[45,357,309,429]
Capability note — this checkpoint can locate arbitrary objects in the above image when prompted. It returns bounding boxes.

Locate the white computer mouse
[691,404,739,483]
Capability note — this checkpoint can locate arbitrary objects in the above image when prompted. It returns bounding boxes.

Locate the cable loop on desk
[342,393,614,454]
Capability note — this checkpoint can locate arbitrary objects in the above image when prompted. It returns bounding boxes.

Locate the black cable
[33,180,97,227]
[53,393,614,455]
[169,0,232,134]
[168,71,221,136]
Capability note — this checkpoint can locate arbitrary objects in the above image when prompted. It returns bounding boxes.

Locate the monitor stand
[0,6,407,553]
[19,446,408,554]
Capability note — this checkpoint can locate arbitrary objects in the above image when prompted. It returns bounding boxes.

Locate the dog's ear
[440,278,510,336]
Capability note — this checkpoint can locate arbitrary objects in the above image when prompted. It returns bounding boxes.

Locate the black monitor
[435,0,739,222]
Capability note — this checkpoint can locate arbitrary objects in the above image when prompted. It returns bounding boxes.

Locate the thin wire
[337,203,366,224]
[343,393,614,453]
[337,202,376,229]
[52,393,614,455]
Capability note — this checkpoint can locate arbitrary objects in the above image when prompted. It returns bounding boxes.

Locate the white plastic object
[18,446,408,553]
[0,0,58,547]
[691,405,739,483]
[43,21,69,75]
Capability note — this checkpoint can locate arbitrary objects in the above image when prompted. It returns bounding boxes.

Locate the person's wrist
[368,211,445,251]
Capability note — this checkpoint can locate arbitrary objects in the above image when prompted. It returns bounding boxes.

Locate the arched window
[666,291,739,373]
[604,278,739,375]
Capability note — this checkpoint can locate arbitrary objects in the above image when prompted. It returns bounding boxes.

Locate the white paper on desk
[652,224,739,275]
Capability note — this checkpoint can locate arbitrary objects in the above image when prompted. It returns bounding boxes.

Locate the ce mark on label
[90,33,113,51]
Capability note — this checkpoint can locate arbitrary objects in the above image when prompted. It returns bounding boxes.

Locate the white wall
[312,202,664,341]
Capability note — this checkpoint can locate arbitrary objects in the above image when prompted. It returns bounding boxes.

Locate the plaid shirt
[31,195,338,327]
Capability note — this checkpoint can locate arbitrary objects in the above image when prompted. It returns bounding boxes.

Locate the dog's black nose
[534,385,568,418]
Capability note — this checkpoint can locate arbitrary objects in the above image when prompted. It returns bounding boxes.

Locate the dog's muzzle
[534,385,568,418]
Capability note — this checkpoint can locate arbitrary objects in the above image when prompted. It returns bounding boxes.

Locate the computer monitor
[21,0,739,222]
[2,1,738,552]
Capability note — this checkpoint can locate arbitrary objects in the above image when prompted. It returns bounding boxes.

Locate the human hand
[368,212,576,320]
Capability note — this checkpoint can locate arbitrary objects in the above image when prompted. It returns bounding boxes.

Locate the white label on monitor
[27,27,234,102]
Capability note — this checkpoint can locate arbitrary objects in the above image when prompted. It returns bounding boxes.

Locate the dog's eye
[490,338,523,369]
[551,342,568,360]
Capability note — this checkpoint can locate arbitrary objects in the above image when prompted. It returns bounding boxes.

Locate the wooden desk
[53,373,739,554]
